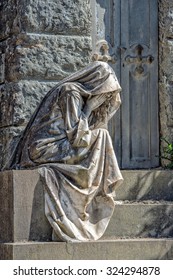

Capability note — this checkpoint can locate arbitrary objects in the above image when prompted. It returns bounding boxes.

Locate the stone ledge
[1,239,173,260]
[118,170,173,201]
[105,203,173,238]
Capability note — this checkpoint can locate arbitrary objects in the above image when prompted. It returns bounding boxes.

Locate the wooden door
[91,0,159,169]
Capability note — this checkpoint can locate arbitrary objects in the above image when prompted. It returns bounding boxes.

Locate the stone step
[104,202,173,239]
[116,170,173,201]
[1,239,173,260]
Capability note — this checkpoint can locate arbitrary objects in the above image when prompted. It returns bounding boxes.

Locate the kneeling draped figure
[8,61,123,241]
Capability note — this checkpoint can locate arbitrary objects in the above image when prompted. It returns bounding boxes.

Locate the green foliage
[160,138,173,169]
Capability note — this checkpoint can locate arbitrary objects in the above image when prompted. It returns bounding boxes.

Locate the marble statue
[8,61,123,241]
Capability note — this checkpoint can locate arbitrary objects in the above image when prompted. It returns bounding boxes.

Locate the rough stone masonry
[1,0,173,169]
[159,0,173,152]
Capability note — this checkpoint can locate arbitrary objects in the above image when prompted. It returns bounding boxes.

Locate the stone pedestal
[1,169,173,259]
[0,170,51,243]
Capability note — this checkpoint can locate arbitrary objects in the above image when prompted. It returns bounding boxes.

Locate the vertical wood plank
[121,0,159,168]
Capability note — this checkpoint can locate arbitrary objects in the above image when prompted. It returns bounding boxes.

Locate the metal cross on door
[91,0,159,169]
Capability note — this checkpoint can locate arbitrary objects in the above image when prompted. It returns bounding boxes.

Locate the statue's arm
[83,93,107,118]
[59,90,91,148]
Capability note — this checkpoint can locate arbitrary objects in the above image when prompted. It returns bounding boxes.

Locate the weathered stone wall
[0,0,92,169]
[159,0,173,160]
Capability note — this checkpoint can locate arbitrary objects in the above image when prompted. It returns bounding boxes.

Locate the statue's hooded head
[59,61,121,98]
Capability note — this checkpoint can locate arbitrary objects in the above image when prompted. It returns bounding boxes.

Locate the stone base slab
[0,169,52,243]
[1,239,173,260]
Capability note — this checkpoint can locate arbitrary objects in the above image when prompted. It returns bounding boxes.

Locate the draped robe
[8,61,123,241]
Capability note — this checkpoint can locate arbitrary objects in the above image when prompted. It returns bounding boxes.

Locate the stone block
[0,81,57,128]
[105,203,173,238]
[1,239,173,260]
[160,42,173,78]
[159,0,173,149]
[159,0,173,41]
[0,170,52,242]
[116,170,173,201]
[0,0,91,40]
[19,0,92,35]
[5,34,92,82]
[0,0,20,40]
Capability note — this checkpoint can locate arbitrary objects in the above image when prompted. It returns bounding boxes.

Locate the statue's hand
[83,94,106,117]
